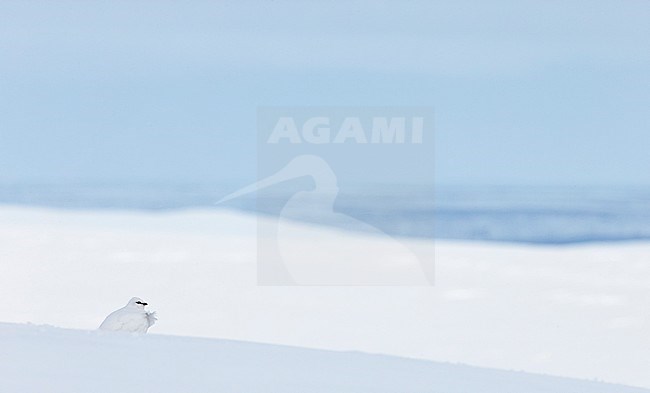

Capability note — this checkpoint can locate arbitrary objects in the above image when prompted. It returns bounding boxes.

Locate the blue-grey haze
[1,0,649,186]
[1,1,650,243]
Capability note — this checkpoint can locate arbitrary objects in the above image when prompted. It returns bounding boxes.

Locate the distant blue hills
[2,183,650,244]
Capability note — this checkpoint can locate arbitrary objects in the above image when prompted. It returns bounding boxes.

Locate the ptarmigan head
[127,297,149,310]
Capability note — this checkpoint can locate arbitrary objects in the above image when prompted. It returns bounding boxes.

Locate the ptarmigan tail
[146,311,157,328]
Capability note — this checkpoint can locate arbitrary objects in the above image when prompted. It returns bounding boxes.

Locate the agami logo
[267,116,424,144]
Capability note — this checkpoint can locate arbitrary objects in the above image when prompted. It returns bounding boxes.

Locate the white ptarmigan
[99,297,157,333]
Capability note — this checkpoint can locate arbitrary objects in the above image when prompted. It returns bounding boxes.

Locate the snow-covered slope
[0,322,647,393]
[1,206,649,388]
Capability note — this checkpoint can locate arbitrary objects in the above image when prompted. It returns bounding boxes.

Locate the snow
[0,322,647,393]
[1,206,649,388]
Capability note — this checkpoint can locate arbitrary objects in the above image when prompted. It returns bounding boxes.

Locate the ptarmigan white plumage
[99,297,157,333]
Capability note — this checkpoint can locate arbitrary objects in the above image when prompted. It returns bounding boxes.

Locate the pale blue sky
[0,0,648,186]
